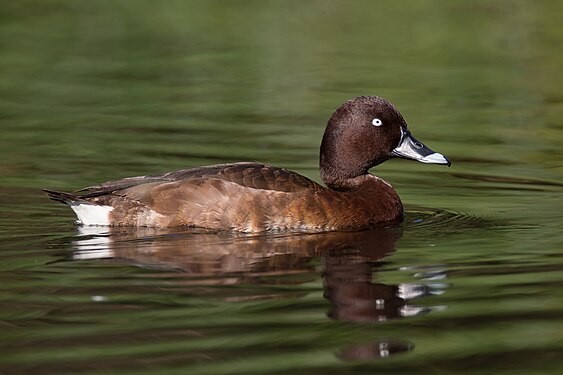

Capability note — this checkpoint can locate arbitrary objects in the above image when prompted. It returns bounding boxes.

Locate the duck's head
[320,96,450,187]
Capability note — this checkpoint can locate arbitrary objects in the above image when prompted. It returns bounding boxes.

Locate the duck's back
[79,162,320,196]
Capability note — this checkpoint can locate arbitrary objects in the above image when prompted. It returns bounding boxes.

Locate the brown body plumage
[46,162,402,231]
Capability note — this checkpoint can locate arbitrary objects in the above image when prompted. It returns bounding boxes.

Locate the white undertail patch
[70,203,113,226]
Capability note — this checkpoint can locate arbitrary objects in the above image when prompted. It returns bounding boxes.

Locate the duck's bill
[391,128,451,167]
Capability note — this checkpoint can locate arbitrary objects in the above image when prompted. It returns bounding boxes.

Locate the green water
[1,1,562,374]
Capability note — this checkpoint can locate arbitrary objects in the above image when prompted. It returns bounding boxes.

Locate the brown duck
[44,96,450,232]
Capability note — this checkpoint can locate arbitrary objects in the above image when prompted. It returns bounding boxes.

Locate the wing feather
[76,162,321,198]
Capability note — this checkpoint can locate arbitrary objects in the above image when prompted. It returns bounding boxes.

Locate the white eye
[371,118,383,127]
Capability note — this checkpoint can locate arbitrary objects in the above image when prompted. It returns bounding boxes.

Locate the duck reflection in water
[72,225,447,359]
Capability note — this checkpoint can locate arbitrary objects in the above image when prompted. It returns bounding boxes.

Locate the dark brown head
[320,96,450,189]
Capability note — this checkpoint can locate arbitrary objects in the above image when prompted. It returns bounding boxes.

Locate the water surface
[1,1,562,374]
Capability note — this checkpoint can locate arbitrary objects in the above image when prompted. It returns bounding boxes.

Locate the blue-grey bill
[391,128,451,167]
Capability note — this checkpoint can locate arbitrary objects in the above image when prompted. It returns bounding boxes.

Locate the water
[1,1,562,374]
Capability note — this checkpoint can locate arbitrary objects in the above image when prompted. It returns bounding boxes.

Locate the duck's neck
[320,170,358,190]
[320,154,380,190]
[320,153,374,190]
[321,169,388,191]
[319,131,387,190]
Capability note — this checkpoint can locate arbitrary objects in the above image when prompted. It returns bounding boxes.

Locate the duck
[44,96,451,232]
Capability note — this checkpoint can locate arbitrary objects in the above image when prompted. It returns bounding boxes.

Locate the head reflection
[321,228,440,323]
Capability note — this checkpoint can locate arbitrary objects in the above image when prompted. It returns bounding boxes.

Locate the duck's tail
[42,189,85,205]
[43,189,114,225]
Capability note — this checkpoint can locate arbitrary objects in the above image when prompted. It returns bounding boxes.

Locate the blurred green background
[0,1,562,374]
